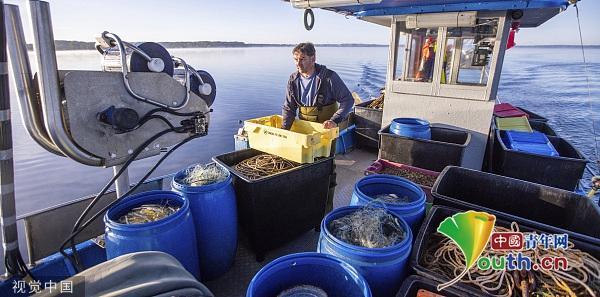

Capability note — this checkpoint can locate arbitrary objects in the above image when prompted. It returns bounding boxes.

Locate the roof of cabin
[285,0,572,27]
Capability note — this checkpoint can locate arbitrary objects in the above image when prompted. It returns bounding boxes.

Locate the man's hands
[323,120,337,129]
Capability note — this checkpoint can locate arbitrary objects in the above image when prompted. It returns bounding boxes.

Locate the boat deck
[204,148,379,296]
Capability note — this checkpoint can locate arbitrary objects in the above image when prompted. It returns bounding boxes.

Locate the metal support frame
[431,26,446,92]
[1,0,21,279]
[486,13,511,100]
[113,165,130,198]
[29,0,103,166]
[449,38,463,84]
[2,0,211,272]
[4,4,63,156]
[386,18,398,85]
[399,22,411,81]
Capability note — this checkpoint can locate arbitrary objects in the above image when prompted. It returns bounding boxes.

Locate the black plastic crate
[529,120,557,136]
[354,99,383,149]
[411,205,600,297]
[432,166,600,245]
[213,148,333,261]
[395,275,477,297]
[488,121,557,173]
[378,125,471,172]
[493,130,587,190]
[516,106,549,123]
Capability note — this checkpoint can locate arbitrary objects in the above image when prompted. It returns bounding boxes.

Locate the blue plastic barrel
[390,118,431,140]
[350,174,426,236]
[318,206,412,297]
[247,252,371,297]
[172,163,238,280]
[104,190,200,279]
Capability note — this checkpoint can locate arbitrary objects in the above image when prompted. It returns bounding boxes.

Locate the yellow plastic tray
[495,116,533,132]
[243,115,339,163]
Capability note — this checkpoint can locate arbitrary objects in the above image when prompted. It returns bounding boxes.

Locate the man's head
[293,42,316,77]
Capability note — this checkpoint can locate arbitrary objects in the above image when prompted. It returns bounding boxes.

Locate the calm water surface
[8,46,600,216]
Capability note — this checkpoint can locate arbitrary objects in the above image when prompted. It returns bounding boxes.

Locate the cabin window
[442,18,498,86]
[396,28,439,83]
[393,30,404,80]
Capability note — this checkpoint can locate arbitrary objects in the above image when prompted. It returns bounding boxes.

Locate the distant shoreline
[27,40,389,51]
[27,40,600,51]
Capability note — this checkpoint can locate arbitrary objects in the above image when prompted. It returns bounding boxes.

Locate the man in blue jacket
[282,42,353,130]
[282,42,354,213]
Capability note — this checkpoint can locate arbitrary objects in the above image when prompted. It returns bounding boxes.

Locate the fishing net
[177,163,228,186]
[367,93,384,109]
[372,193,411,204]
[277,285,328,297]
[328,206,406,248]
[118,203,180,224]
[379,167,437,187]
[234,154,299,180]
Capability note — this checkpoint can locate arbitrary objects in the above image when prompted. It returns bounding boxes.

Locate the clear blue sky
[5,0,600,45]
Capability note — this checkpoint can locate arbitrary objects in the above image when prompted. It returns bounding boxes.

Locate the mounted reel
[67,31,219,165]
[8,1,218,167]
[95,32,216,110]
[96,36,174,76]
[174,67,217,108]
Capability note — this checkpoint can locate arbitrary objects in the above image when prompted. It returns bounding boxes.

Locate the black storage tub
[529,120,557,136]
[517,106,549,123]
[411,205,600,296]
[395,275,478,297]
[432,166,600,245]
[378,125,471,172]
[213,148,333,261]
[354,99,383,149]
[493,130,587,190]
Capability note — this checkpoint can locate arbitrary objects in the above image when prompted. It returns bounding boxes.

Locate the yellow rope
[588,176,600,198]
[234,154,299,180]
[367,93,384,109]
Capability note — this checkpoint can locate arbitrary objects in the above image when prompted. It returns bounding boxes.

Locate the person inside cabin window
[415,32,437,82]
[441,43,453,84]
[281,42,353,213]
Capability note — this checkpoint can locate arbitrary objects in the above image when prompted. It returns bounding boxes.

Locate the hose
[61,123,196,272]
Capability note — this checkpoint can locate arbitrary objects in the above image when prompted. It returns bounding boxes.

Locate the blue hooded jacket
[282,64,353,130]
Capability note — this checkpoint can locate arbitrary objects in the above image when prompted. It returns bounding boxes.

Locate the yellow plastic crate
[495,116,533,132]
[243,115,339,163]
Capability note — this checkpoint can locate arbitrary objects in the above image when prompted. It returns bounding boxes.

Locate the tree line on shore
[27,40,388,51]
